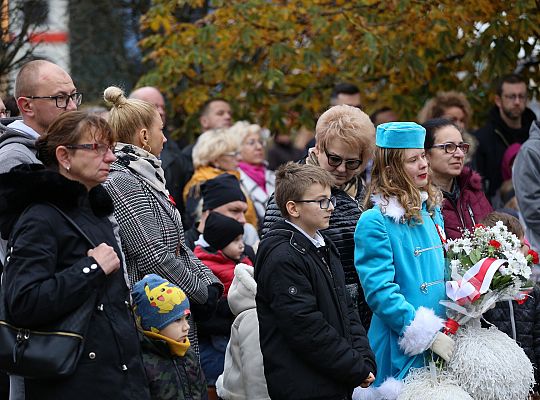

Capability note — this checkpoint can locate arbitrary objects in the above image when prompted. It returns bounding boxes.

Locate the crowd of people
[0,59,539,400]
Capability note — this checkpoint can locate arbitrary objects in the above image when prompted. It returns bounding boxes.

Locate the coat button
[83,267,90,274]
[90,263,98,270]
[88,352,96,359]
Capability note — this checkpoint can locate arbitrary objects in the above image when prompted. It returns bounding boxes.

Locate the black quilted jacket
[483,285,540,388]
[261,176,373,329]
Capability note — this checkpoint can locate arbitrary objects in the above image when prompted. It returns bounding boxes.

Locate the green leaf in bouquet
[490,274,513,290]
[469,249,482,264]
[460,255,473,268]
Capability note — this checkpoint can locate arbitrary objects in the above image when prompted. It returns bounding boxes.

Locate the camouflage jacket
[141,335,208,400]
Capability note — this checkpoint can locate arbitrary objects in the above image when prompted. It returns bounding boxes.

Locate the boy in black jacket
[255,162,376,400]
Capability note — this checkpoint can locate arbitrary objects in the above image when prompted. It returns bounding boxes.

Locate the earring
[143,144,152,153]
[65,165,71,172]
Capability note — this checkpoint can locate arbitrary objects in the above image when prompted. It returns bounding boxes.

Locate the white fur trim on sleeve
[353,377,404,400]
[398,306,444,356]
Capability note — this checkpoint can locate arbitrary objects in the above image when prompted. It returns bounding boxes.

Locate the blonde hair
[228,120,263,145]
[315,105,375,172]
[192,128,240,168]
[104,86,157,144]
[366,147,441,222]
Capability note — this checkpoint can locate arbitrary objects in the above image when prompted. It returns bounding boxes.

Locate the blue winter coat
[354,195,446,386]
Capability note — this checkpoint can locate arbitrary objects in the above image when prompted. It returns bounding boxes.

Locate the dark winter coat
[483,286,540,389]
[261,171,372,329]
[255,221,376,400]
[441,166,493,240]
[160,139,194,228]
[141,335,207,400]
[0,165,150,400]
[473,106,537,199]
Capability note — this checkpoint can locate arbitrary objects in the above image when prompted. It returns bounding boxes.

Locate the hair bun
[103,86,127,107]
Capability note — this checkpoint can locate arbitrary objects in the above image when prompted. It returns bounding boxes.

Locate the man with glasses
[262,104,376,330]
[0,59,79,400]
[0,60,80,174]
[473,73,537,200]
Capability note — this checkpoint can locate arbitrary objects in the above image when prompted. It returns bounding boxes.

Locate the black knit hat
[204,212,244,250]
[201,173,246,211]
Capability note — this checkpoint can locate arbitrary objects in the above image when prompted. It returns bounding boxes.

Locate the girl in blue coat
[354,122,454,399]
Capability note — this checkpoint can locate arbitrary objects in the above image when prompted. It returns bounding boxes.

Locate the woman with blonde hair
[102,86,223,354]
[183,127,258,231]
[229,121,275,229]
[262,104,375,329]
[354,122,452,397]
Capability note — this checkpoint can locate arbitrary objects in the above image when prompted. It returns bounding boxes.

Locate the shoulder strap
[45,202,97,248]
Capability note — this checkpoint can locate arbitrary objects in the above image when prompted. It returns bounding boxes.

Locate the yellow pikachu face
[144,282,186,314]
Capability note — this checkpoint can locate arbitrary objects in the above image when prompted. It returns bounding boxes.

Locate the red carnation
[474,224,485,229]
[528,249,539,264]
[489,240,501,249]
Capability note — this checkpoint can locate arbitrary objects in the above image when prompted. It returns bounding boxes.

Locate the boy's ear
[285,200,300,219]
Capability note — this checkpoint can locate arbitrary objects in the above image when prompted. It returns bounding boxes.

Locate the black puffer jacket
[255,221,376,400]
[261,170,372,328]
[0,164,150,400]
[483,285,540,388]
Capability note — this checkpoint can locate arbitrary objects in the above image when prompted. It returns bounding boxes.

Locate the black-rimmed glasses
[294,196,337,210]
[324,149,362,170]
[65,143,114,155]
[431,142,470,154]
[25,92,83,109]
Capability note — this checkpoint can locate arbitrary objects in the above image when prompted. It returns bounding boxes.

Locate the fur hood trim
[458,166,483,191]
[0,164,113,237]
[371,192,428,223]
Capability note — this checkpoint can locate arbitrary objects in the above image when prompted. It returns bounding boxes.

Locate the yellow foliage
[138,0,540,140]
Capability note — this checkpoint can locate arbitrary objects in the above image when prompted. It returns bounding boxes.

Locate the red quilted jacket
[442,167,493,240]
[193,245,253,295]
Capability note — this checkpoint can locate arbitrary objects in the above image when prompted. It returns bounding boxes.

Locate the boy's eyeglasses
[431,142,470,154]
[324,149,362,170]
[294,196,337,209]
[65,143,115,155]
[25,92,83,109]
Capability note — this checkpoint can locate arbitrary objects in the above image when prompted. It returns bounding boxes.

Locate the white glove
[430,331,455,362]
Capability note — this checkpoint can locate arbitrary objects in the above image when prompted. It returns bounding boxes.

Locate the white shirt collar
[285,220,326,248]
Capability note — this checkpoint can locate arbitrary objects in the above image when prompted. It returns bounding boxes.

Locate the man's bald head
[14,60,77,134]
[129,86,166,124]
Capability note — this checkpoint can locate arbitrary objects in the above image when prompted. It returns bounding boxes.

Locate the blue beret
[376,122,426,149]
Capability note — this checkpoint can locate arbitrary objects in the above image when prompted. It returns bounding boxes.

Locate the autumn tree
[138,0,540,140]
[0,0,44,91]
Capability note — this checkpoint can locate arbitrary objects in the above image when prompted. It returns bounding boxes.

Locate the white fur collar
[371,191,428,223]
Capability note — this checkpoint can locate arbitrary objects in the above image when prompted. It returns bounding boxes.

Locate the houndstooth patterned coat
[104,161,221,353]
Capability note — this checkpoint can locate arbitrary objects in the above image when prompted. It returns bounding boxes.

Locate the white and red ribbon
[446,257,508,304]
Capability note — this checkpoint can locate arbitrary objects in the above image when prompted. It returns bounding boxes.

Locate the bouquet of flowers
[437,221,537,400]
[441,221,536,332]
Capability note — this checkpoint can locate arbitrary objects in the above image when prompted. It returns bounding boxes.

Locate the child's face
[160,315,190,343]
[222,234,245,261]
[292,183,334,237]
[403,148,429,188]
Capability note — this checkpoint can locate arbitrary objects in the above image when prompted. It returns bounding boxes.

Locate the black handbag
[0,203,100,379]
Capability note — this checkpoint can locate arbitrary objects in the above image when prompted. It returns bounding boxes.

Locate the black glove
[190,283,222,321]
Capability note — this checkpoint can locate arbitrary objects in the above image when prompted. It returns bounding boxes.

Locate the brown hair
[365,147,441,222]
[315,105,375,172]
[104,86,157,144]
[36,111,115,168]
[481,211,524,239]
[275,162,335,218]
[417,91,472,128]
